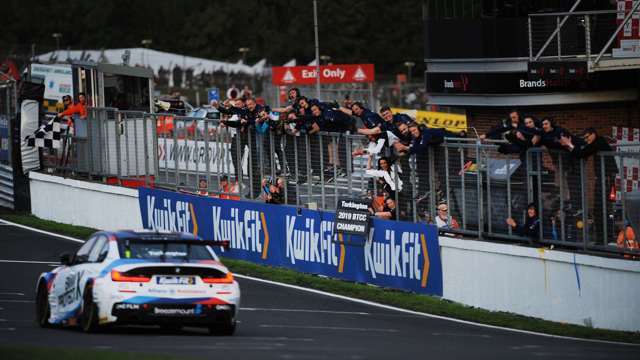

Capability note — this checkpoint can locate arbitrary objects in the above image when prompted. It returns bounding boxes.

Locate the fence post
[580,158,588,250]
[536,151,543,244]
[559,152,566,242]
[115,111,123,186]
[506,154,512,236]
[294,134,300,207]
[237,130,244,199]
[485,147,493,235]
[600,153,608,247]
[319,133,326,210]
[428,146,436,217]
[475,142,483,240]
[332,134,339,210]
[142,114,150,187]
[411,154,418,222]
[444,146,450,228]
[305,135,313,208]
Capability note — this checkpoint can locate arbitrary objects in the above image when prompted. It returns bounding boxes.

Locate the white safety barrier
[29,172,141,231]
[440,236,640,332]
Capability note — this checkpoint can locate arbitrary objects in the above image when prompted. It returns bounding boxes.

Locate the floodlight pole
[313,0,321,100]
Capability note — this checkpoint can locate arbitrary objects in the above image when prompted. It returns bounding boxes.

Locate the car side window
[88,235,109,263]
[74,237,97,264]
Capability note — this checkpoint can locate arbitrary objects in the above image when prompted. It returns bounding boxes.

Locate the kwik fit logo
[211,206,269,259]
[145,195,197,235]
[364,229,431,288]
[285,215,345,272]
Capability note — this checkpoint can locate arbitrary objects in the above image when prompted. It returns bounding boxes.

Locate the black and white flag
[25,116,61,149]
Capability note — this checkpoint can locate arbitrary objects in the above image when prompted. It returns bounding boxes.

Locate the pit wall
[28,172,640,332]
[29,172,141,231]
[440,237,640,332]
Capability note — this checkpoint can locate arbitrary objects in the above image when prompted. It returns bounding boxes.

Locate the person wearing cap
[506,203,540,239]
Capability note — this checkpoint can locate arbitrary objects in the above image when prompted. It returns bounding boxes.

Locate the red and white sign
[614,1,640,57]
[271,64,375,85]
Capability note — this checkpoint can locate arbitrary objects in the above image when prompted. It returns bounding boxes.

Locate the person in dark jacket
[499,115,542,159]
[480,109,520,140]
[506,203,541,240]
[310,103,354,178]
[340,102,383,132]
[560,127,618,241]
[540,117,583,208]
[218,98,263,197]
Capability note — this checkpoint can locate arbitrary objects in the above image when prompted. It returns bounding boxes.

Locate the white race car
[35,231,240,335]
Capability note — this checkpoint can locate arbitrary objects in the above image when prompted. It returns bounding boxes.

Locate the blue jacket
[316,108,354,132]
[358,108,384,129]
[409,127,447,154]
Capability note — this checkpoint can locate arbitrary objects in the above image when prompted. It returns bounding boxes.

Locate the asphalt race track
[0,221,638,359]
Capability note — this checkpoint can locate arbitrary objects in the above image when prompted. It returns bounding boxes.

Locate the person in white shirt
[435,203,460,235]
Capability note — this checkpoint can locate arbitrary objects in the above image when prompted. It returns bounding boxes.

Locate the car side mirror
[59,252,72,266]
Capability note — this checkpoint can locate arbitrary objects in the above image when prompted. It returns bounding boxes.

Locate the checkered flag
[25,116,62,149]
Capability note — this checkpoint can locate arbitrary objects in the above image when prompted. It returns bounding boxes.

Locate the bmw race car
[35,231,240,335]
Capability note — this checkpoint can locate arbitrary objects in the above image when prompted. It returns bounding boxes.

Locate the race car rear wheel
[208,316,236,336]
[35,283,51,328]
[80,284,100,333]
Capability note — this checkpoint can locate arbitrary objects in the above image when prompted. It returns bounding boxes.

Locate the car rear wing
[122,238,230,249]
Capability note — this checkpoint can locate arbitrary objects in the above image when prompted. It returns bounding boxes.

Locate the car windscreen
[117,240,214,261]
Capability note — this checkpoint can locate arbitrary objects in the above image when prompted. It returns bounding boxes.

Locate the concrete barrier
[440,236,640,332]
[29,172,141,231]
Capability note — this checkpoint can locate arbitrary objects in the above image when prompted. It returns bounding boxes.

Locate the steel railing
[39,107,640,258]
[528,4,640,70]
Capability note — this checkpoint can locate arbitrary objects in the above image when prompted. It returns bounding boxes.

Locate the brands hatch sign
[271,64,375,85]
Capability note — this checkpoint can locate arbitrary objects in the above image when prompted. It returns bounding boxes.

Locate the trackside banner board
[138,187,442,296]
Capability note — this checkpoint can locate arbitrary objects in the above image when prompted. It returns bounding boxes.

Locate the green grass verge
[0,346,178,360]
[2,209,639,344]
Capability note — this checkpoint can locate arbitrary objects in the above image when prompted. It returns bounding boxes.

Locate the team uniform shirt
[357,108,384,130]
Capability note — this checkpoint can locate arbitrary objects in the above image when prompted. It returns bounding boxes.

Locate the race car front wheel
[80,284,100,333]
[35,283,51,328]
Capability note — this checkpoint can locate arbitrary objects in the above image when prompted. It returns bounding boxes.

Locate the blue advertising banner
[138,187,443,296]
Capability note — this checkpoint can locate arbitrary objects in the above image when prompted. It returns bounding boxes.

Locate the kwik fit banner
[138,187,443,296]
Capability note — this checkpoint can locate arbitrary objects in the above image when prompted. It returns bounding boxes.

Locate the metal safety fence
[39,107,640,258]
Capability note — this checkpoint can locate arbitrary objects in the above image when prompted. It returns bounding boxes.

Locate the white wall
[29,172,141,231]
[440,236,640,332]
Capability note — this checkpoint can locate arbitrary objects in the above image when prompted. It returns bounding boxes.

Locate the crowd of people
[479,109,620,242]
[206,87,468,228]
[184,88,630,247]
[52,86,635,251]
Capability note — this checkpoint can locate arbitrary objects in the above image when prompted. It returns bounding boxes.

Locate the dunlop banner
[390,107,467,133]
[138,187,443,296]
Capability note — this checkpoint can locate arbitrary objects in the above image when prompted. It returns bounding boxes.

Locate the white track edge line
[0,219,85,243]
[2,218,637,346]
